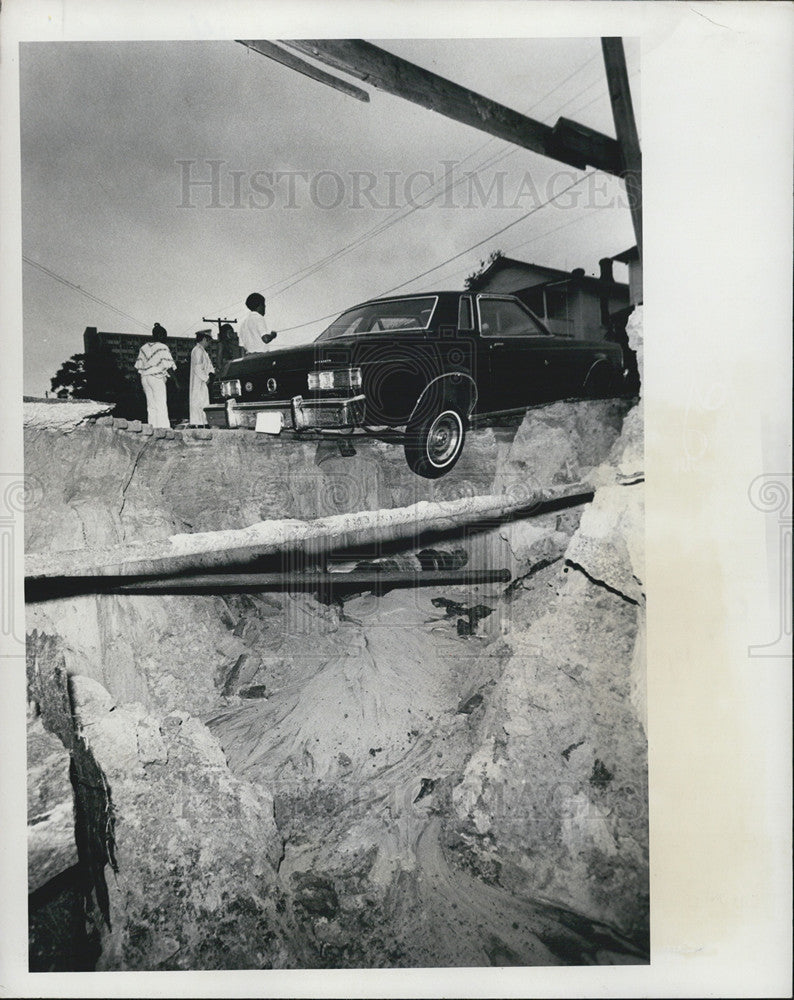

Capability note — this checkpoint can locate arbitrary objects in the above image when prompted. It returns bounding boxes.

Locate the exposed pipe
[25,482,594,585]
[26,568,511,601]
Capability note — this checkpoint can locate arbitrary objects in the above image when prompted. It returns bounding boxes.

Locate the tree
[50,349,129,403]
[50,354,89,398]
[464,249,504,290]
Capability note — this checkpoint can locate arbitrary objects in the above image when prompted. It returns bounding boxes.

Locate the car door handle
[489,341,505,348]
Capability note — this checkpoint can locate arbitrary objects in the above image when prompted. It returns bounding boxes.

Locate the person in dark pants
[217,323,243,374]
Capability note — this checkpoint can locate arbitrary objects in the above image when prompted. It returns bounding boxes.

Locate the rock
[494,399,630,499]
[450,574,648,943]
[70,675,142,775]
[69,674,116,722]
[161,711,188,732]
[238,684,268,700]
[627,305,644,386]
[564,483,644,604]
[135,717,168,766]
[221,652,262,697]
[45,677,286,970]
[27,715,77,893]
[23,399,112,431]
[292,872,339,919]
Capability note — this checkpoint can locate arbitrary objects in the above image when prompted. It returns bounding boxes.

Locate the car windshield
[315,297,437,341]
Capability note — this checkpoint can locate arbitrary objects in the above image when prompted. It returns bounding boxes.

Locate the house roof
[612,245,639,264]
[467,254,628,295]
[466,255,568,289]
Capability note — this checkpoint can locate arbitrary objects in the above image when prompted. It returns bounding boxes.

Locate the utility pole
[202,317,237,339]
[601,38,642,259]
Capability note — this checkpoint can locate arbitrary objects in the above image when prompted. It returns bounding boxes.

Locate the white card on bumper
[254,411,283,434]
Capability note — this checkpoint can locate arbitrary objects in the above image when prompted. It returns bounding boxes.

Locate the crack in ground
[117,440,149,539]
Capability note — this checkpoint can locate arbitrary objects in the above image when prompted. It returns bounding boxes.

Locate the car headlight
[221,379,242,398]
[307,367,362,391]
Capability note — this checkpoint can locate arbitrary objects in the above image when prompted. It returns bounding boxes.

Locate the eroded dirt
[25,383,647,970]
[203,530,647,968]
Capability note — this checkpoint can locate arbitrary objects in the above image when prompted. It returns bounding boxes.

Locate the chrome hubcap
[427,411,462,466]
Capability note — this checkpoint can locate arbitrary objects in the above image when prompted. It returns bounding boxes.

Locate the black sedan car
[205,291,625,478]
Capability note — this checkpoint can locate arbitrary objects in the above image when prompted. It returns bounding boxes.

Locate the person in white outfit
[134,323,176,427]
[237,292,277,354]
[189,331,214,427]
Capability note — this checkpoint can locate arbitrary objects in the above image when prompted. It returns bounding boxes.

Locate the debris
[590,759,614,790]
[292,872,339,919]
[457,693,484,715]
[238,685,268,700]
[561,739,585,761]
[413,778,436,802]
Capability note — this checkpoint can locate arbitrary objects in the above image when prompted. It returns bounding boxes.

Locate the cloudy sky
[20,37,638,395]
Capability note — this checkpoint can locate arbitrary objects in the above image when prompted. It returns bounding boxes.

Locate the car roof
[347,290,509,308]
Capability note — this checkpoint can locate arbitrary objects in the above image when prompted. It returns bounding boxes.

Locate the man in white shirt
[237,292,277,354]
[189,331,214,426]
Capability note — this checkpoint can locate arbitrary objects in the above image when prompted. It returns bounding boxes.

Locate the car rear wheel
[404,406,466,478]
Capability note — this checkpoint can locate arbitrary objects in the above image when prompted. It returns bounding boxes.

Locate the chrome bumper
[204,394,366,431]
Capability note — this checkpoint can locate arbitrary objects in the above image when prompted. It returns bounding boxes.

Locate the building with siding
[466,255,631,340]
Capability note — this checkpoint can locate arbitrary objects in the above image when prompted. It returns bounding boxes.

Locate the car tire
[404,406,466,478]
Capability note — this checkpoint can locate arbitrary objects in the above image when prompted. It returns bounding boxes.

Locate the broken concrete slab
[564,483,644,604]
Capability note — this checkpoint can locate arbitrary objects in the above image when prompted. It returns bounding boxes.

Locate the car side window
[477,297,548,337]
[457,296,474,331]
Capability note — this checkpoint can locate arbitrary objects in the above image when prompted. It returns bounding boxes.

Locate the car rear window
[316,297,437,341]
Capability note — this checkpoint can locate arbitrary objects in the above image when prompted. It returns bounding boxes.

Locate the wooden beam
[238,40,370,103]
[282,39,624,176]
[601,38,643,257]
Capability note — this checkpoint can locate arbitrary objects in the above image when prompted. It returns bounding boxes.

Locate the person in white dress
[134,323,176,428]
[189,331,214,426]
[237,292,277,354]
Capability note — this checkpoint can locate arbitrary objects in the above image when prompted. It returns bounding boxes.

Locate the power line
[278,168,597,332]
[562,67,641,121]
[244,51,605,305]
[375,170,596,297]
[23,255,150,331]
[418,204,609,289]
[188,47,628,335]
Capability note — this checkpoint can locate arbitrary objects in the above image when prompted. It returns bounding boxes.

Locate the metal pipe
[25,482,593,584]
[26,568,511,601]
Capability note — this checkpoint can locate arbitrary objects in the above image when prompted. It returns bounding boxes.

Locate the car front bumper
[204,394,366,432]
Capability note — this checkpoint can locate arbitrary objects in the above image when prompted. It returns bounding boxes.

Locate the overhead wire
[277,167,597,332]
[183,45,633,336]
[418,204,609,290]
[261,51,602,299]
[23,255,150,331]
[374,170,597,297]
[192,49,606,329]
